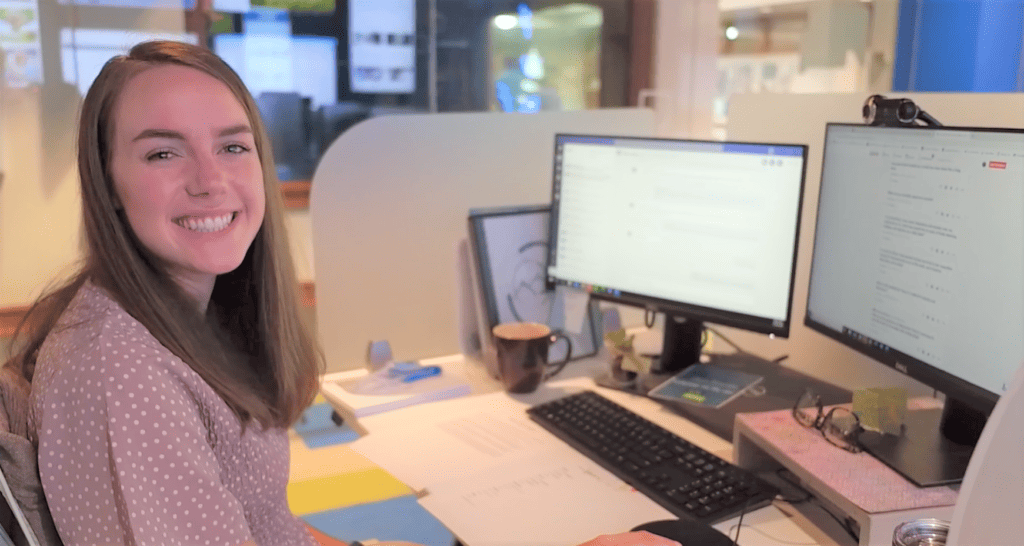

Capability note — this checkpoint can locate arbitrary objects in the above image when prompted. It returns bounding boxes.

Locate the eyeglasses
[792,390,863,453]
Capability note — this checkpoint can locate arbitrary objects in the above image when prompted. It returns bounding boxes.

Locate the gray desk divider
[310,109,654,372]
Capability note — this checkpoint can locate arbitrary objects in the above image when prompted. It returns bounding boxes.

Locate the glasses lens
[793,391,820,428]
[823,408,862,452]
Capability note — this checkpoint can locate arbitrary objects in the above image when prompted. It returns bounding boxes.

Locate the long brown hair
[9,40,322,429]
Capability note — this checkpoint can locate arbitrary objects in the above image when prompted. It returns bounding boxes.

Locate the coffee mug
[492,322,572,394]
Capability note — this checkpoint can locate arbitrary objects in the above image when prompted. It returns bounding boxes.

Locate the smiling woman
[1,40,689,546]
[6,41,326,546]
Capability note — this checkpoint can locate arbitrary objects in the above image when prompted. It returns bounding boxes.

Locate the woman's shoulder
[33,281,185,392]
[44,281,150,354]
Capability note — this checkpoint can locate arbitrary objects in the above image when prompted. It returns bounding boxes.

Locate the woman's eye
[146,150,174,161]
[225,144,250,154]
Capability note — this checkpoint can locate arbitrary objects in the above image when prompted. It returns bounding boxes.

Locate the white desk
[321,354,842,546]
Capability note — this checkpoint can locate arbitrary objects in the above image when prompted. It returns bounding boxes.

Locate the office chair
[0,366,61,546]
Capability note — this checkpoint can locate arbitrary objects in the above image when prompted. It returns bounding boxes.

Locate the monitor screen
[214,33,338,108]
[806,123,1024,485]
[348,0,416,94]
[546,134,808,370]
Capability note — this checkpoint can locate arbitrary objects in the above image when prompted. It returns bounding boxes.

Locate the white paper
[419,451,674,546]
[350,389,576,490]
[436,411,553,458]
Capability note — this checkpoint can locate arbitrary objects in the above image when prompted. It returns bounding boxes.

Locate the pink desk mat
[736,405,958,514]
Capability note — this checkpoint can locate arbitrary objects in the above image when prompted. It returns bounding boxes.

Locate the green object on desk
[604,329,653,374]
[853,387,907,435]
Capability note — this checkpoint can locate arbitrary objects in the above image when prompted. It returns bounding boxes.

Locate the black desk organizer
[599,352,852,442]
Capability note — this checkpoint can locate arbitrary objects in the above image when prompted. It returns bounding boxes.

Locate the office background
[0,0,1021,379]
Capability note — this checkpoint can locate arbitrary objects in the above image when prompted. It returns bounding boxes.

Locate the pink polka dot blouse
[29,282,318,546]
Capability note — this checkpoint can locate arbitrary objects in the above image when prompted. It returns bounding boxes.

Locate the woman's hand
[578,531,681,546]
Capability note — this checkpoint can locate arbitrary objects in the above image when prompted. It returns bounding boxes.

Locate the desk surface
[321,354,848,546]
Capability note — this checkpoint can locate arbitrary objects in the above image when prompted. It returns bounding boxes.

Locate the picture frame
[466,204,601,375]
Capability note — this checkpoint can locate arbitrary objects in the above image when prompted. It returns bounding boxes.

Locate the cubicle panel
[723,93,1024,394]
[310,109,655,371]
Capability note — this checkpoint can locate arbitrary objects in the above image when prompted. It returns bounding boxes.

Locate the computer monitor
[806,123,1024,486]
[253,91,315,181]
[545,134,809,375]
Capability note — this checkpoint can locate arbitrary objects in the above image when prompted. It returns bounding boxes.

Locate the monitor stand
[858,398,986,487]
[597,314,851,441]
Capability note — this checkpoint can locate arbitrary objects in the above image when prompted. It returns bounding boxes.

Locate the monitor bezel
[804,122,1024,415]
[545,132,810,339]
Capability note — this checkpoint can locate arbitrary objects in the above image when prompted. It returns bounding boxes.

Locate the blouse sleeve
[35,330,255,546]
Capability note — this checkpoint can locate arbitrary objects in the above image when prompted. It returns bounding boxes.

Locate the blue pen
[400,365,442,383]
[387,361,442,383]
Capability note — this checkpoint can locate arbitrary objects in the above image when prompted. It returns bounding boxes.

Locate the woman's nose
[186,153,228,197]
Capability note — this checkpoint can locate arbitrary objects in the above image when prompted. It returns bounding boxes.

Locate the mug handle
[544,331,573,380]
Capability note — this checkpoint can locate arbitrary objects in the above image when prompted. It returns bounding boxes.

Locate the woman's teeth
[176,212,235,233]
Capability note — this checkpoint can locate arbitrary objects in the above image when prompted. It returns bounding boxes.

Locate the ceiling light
[494,14,517,30]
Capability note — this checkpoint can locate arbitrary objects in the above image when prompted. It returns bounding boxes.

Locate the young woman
[10,40,676,546]
[13,39,326,546]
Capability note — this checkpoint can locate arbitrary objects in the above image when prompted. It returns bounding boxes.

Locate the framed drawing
[467,204,601,371]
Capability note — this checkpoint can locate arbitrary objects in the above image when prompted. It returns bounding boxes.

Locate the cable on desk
[706,326,789,364]
[772,469,860,543]
[707,327,748,355]
[726,523,818,546]
[731,496,750,545]
[773,469,813,504]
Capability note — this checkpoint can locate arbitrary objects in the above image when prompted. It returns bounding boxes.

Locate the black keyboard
[527,390,779,525]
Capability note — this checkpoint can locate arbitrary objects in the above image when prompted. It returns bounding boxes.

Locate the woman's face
[109,64,266,302]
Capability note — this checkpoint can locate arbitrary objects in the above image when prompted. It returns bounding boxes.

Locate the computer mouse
[630,518,735,546]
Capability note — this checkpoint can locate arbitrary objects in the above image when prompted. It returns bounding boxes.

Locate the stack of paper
[320,358,472,421]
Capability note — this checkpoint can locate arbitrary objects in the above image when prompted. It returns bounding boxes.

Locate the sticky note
[853,387,907,435]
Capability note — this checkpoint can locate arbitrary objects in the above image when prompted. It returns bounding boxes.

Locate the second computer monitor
[545,134,808,371]
[805,123,1024,486]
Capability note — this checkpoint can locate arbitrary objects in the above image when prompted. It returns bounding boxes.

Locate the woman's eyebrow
[131,124,252,142]
[218,124,253,137]
[132,128,185,142]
